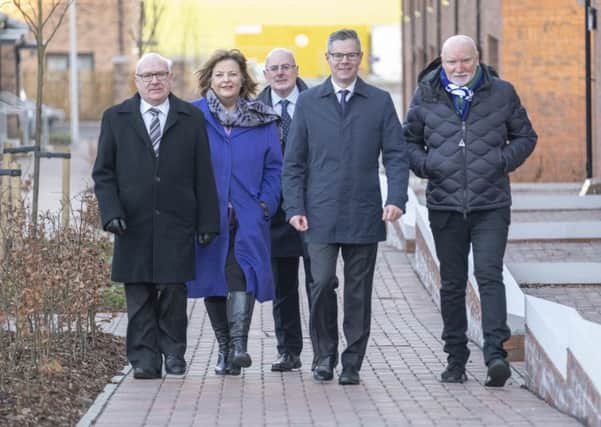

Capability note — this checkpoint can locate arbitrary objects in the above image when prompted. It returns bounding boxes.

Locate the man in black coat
[257,48,311,372]
[93,53,220,379]
[404,35,537,387]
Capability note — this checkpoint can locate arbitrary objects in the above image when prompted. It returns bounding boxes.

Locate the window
[47,54,68,71]
[46,53,94,71]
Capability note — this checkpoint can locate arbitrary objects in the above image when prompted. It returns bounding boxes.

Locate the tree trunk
[31,0,45,229]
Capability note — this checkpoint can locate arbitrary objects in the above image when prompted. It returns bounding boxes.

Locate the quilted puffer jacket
[404,58,537,214]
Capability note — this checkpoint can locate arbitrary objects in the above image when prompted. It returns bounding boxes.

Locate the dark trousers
[124,282,188,371]
[271,255,312,356]
[226,224,246,292]
[307,243,378,371]
[429,207,511,365]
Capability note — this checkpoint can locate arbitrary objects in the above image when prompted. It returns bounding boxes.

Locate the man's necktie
[339,89,349,115]
[280,99,291,144]
[148,108,161,157]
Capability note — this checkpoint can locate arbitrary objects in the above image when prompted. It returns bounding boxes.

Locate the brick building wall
[401,0,596,182]
[501,0,585,181]
[16,0,141,118]
[19,0,140,73]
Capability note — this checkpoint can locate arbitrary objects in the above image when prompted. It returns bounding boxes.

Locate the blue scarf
[440,66,483,121]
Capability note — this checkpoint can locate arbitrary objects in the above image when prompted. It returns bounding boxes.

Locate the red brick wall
[19,0,140,74]
[502,0,585,182]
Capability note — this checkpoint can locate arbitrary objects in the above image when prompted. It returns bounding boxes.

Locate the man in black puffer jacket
[404,35,537,387]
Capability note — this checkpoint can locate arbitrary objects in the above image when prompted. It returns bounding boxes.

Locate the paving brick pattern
[511,209,601,222]
[522,286,601,324]
[92,246,579,426]
[505,241,601,263]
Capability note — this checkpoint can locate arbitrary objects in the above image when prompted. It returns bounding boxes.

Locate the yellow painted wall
[236,25,371,79]
[154,0,400,65]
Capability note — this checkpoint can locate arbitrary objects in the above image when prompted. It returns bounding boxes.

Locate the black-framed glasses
[136,71,170,82]
[266,64,296,73]
[328,52,362,61]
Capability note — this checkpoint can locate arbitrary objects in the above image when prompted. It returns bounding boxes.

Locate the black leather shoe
[271,353,302,372]
[133,367,161,379]
[165,355,186,376]
[338,368,360,385]
[312,356,335,381]
[485,358,511,387]
[440,362,467,383]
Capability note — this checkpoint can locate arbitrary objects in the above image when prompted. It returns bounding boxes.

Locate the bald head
[136,52,172,74]
[265,48,295,66]
[441,35,478,58]
[440,35,479,86]
[263,47,299,98]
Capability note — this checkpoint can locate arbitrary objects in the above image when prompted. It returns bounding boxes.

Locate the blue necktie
[339,89,349,115]
[280,99,291,144]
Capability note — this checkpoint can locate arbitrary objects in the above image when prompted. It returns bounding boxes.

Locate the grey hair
[135,52,173,74]
[441,35,478,58]
[265,48,296,66]
[326,29,362,53]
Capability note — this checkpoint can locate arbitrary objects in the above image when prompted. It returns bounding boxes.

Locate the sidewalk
[89,246,579,426]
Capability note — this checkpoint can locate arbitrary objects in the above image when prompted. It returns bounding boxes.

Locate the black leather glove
[198,232,218,247]
[105,218,127,236]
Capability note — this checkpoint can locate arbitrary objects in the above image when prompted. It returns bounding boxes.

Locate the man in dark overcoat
[257,48,313,372]
[282,29,409,385]
[93,53,219,379]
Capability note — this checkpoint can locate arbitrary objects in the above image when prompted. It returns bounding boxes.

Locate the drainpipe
[585,0,594,179]
[581,1,597,195]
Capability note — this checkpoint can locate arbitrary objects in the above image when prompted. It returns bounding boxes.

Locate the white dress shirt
[271,86,300,118]
[331,78,357,103]
[140,98,170,137]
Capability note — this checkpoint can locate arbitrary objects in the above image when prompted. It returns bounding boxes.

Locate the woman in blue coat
[187,49,282,375]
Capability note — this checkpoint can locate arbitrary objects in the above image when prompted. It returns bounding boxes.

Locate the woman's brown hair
[196,49,258,99]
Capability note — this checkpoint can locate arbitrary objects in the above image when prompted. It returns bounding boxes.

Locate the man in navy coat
[93,53,219,379]
[282,29,409,385]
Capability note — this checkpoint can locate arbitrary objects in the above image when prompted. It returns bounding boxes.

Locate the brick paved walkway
[92,246,579,426]
[522,285,601,324]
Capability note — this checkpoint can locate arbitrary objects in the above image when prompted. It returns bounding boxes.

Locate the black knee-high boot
[204,297,231,375]
[227,291,255,368]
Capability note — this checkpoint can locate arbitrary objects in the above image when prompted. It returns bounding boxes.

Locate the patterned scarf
[206,88,279,128]
[440,65,483,121]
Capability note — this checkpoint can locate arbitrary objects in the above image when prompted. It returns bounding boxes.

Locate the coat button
[155,209,160,215]
[155,176,161,182]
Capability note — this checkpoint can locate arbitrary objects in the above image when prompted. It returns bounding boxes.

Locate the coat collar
[317,76,369,99]
[117,93,193,152]
[194,98,256,139]
[256,77,309,107]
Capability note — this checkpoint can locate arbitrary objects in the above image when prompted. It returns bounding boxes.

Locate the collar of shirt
[331,78,357,102]
[271,85,299,116]
[140,97,170,117]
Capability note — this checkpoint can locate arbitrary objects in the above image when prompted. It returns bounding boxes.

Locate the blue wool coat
[187,98,282,302]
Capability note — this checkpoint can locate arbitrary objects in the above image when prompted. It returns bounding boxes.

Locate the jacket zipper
[460,121,468,218]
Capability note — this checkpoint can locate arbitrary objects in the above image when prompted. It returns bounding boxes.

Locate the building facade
[14,0,141,120]
[401,0,601,184]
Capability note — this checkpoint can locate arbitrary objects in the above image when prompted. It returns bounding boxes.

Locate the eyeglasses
[328,52,362,61]
[266,64,296,73]
[136,71,170,83]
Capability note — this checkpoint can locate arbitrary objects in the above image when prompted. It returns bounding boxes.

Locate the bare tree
[131,0,166,57]
[8,0,73,227]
